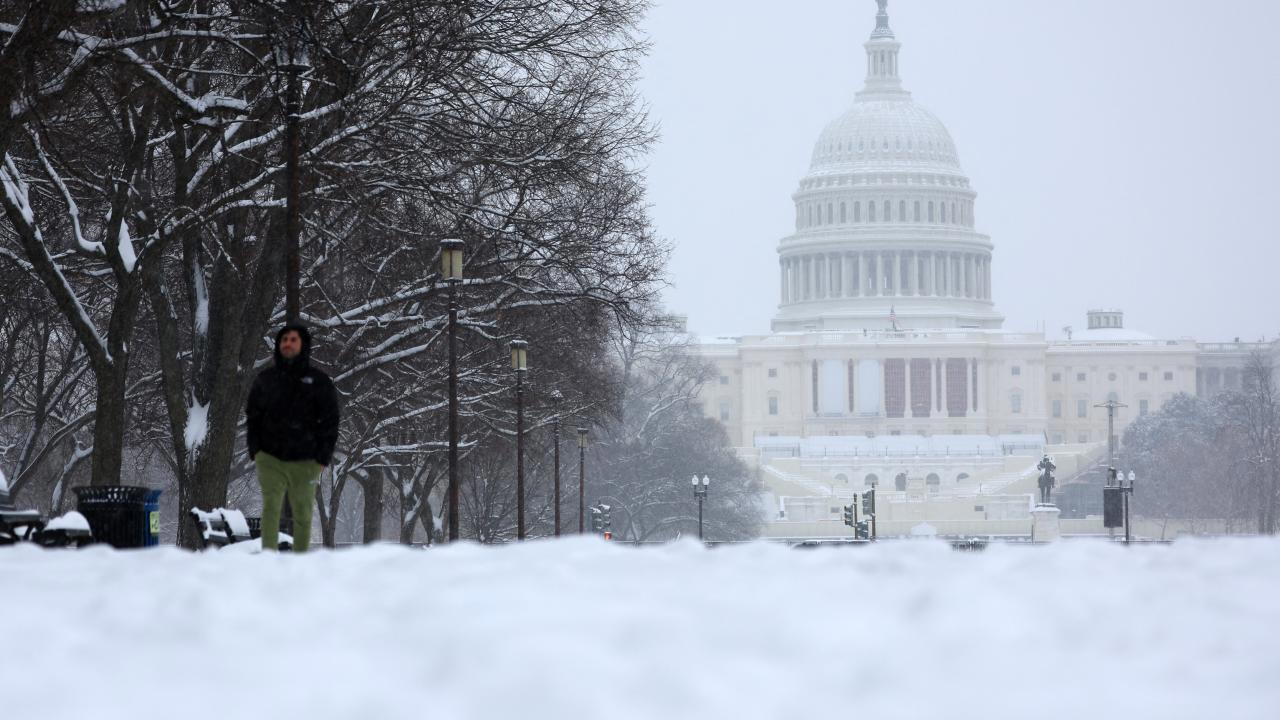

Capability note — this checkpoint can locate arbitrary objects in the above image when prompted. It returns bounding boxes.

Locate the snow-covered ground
[4,537,1279,719]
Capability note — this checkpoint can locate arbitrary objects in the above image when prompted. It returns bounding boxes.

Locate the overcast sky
[638,0,1280,343]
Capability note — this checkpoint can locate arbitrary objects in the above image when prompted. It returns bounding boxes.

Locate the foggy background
[640,0,1280,342]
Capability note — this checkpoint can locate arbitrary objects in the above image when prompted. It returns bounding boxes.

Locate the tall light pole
[577,427,588,533]
[510,339,528,540]
[692,474,709,541]
[1094,399,1128,470]
[550,389,564,536]
[273,1,309,323]
[441,239,464,541]
[271,3,310,536]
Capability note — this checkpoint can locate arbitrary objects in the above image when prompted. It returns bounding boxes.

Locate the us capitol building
[695,1,1278,539]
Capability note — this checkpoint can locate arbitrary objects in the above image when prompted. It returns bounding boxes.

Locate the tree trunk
[359,472,383,543]
[87,363,128,487]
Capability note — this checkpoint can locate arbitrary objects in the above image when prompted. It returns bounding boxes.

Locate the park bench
[0,508,94,547]
[189,508,292,551]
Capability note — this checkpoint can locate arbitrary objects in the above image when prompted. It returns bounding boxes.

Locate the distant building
[694,1,1276,539]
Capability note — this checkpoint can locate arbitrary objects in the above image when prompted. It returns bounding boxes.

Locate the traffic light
[854,520,870,540]
[589,503,613,535]
[842,504,854,527]
[861,489,876,516]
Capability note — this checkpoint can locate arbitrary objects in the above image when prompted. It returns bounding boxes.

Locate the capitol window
[1052,372,1062,382]
[1012,366,1021,376]
[1139,372,1149,381]
[768,396,779,416]
[1011,393,1022,414]
[899,200,906,220]
[768,368,778,378]
[1164,371,1174,381]
[1140,399,1150,415]
[869,202,877,222]
[719,375,729,385]
[914,201,921,221]
[840,202,847,223]
[854,202,861,222]
[1077,399,1088,418]
[1108,372,1117,381]
[1051,399,1062,418]
[1076,372,1086,382]
[928,201,934,222]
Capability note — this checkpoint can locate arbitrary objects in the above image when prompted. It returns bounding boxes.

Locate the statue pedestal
[1030,504,1061,543]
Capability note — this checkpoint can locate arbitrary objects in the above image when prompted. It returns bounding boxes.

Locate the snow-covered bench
[0,508,44,544]
[188,508,291,551]
[0,509,93,547]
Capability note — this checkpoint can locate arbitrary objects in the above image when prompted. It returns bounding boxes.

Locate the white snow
[2,538,1278,719]
[0,465,8,493]
[184,397,209,452]
[43,511,90,532]
[193,267,209,335]
[114,215,137,273]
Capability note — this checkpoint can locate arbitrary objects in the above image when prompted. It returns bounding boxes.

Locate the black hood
[273,322,312,372]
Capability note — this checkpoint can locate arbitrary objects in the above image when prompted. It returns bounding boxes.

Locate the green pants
[256,451,322,552]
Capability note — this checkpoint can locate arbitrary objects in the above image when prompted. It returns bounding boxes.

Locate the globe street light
[691,471,711,538]
[577,427,589,533]
[510,339,528,540]
[441,238,463,541]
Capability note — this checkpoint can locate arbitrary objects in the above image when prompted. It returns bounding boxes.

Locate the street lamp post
[273,2,310,323]
[692,474,709,541]
[577,427,588,533]
[550,390,564,536]
[1123,470,1136,544]
[510,340,528,540]
[441,239,464,541]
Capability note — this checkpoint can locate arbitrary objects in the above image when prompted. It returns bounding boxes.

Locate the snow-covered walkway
[3,537,1278,719]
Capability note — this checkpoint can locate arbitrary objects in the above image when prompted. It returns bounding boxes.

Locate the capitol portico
[694,1,1276,539]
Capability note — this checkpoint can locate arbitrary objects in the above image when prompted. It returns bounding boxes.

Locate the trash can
[73,486,152,549]
[144,489,163,546]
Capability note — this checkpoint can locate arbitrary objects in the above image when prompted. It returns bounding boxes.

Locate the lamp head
[440,238,464,280]
[510,339,528,371]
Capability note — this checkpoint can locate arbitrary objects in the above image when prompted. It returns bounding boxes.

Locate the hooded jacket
[245,323,341,465]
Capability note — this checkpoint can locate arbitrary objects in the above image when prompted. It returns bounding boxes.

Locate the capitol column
[893,252,902,296]
[904,357,913,418]
[939,357,949,417]
[872,252,881,296]
[878,358,887,416]
[971,357,980,415]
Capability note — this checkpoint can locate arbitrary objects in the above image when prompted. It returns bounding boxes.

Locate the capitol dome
[773,0,1004,332]
[809,101,961,175]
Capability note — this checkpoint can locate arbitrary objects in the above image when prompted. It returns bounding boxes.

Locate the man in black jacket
[246,323,340,552]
